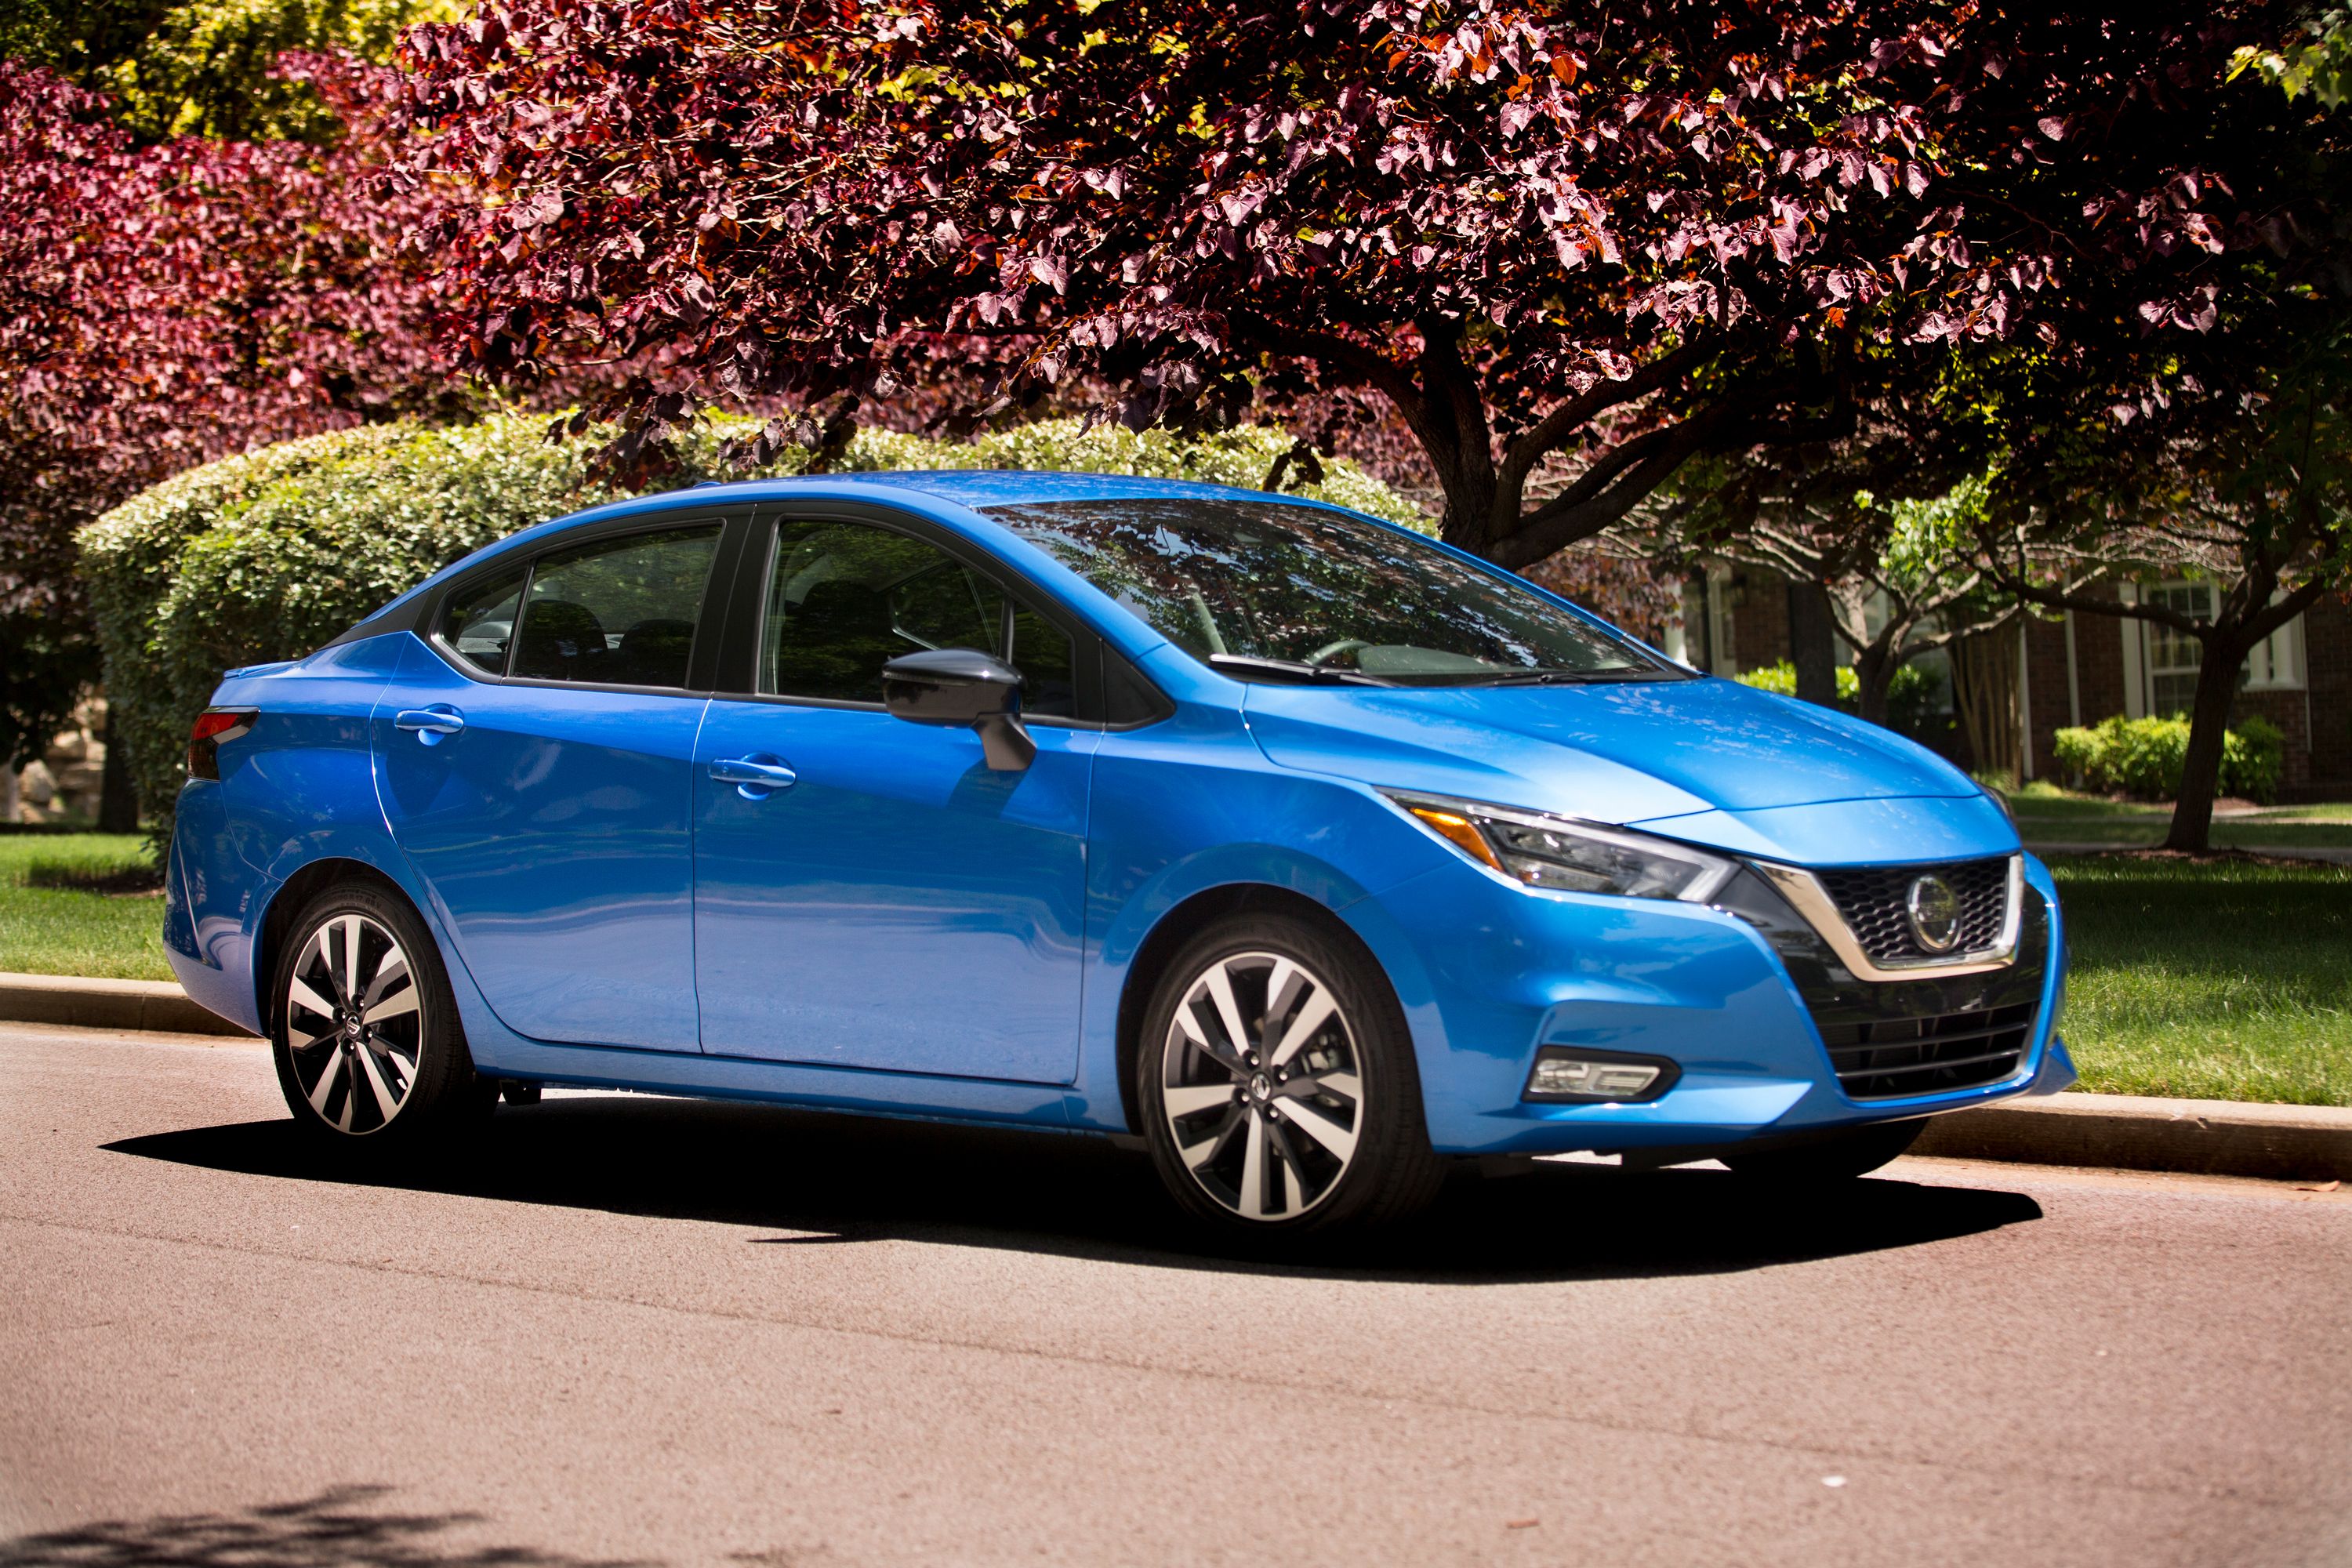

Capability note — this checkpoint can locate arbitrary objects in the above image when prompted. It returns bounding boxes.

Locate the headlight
[1385,790,1737,902]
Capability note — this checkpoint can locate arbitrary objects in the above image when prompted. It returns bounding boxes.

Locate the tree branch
[1497,339,1712,488]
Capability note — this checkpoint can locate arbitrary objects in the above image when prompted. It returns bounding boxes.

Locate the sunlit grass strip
[0,833,173,982]
[2049,856,2352,1106]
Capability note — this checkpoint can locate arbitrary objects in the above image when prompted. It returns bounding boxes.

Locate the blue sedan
[166,471,2073,1240]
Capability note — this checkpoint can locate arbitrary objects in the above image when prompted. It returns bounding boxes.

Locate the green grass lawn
[2009,785,2352,848]
[2,833,2347,1106]
[0,833,174,981]
[2048,855,2351,1105]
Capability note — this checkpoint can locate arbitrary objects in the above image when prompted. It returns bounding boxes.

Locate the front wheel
[1138,912,1443,1241]
[270,880,490,1148]
[1722,1117,1926,1182]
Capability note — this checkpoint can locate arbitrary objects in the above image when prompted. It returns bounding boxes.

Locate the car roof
[660,469,1302,509]
[323,470,1367,652]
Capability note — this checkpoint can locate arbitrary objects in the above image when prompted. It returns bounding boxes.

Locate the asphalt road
[2,1022,2347,1568]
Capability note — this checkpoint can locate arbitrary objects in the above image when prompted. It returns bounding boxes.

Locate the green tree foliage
[4,0,454,142]
[2053,715,2287,804]
[79,414,1422,839]
[2232,5,2352,106]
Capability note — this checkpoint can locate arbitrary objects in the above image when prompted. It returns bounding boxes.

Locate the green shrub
[79,413,1426,842]
[2052,724,2106,786]
[1735,660,1861,705]
[2224,715,2285,805]
[1884,661,1947,737]
[1733,659,1946,739]
[2051,713,2285,804]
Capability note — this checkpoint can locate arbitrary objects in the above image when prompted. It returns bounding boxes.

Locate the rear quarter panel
[166,634,411,1033]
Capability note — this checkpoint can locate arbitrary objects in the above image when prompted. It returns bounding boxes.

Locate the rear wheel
[1138,912,1443,1241]
[270,881,489,1148]
[1723,1118,1926,1182]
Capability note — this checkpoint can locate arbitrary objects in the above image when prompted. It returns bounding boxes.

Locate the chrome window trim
[1755,855,2024,982]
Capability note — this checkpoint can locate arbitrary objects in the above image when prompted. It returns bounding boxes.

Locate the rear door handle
[394,705,465,745]
[709,755,797,798]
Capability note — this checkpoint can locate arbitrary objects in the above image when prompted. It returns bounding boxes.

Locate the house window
[2143,582,2210,717]
[2132,580,2305,717]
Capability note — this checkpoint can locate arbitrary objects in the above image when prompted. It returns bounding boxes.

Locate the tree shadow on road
[107,1095,2042,1283]
[0,1484,647,1567]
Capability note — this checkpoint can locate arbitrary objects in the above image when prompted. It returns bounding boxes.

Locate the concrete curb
[0,972,255,1038]
[2,973,2346,1180]
[1913,1091,2352,1182]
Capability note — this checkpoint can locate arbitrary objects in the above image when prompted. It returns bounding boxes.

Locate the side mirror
[881,649,1036,771]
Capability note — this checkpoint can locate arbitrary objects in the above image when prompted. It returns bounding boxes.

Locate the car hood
[1243,677,2009,862]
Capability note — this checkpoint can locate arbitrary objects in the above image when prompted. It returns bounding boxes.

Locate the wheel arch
[252,857,417,1034]
[1112,881,1409,1141]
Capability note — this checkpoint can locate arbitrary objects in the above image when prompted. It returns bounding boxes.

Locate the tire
[1138,911,1444,1241]
[269,880,491,1149]
[1722,1117,1926,1182]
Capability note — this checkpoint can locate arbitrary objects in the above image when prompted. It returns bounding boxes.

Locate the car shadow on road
[0,1483,646,1567]
[107,1094,2042,1283]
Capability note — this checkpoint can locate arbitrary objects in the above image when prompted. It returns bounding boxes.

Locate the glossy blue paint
[691,698,1094,1080]
[1243,677,1980,821]
[168,469,2068,1163]
[370,637,706,1051]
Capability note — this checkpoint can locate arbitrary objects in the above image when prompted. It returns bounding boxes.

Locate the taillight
[187,709,257,780]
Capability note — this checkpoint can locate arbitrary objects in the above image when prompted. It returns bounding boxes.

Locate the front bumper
[1351,851,2071,1158]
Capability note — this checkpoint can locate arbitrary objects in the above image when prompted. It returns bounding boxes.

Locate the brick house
[1661,565,2352,801]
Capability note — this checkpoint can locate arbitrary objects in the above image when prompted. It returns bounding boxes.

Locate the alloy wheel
[1159,950,1363,1221]
[284,913,425,1135]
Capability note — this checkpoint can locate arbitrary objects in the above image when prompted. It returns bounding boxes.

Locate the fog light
[1523,1049,1676,1103]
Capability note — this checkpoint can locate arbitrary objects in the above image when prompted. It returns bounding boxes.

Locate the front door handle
[709,754,797,799]
[394,705,465,746]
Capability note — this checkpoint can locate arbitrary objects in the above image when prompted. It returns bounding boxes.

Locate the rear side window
[440,569,522,676]
[760,518,1075,715]
[507,525,722,688]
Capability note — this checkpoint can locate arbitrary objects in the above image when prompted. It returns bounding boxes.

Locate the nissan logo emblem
[1905,874,1963,953]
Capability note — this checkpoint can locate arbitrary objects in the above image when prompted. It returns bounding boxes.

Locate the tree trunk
[2163,633,2249,852]
[1950,628,2020,784]
[1786,579,1839,708]
[1853,643,1896,728]
[98,699,139,833]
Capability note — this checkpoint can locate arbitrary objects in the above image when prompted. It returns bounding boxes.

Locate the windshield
[987,498,1679,687]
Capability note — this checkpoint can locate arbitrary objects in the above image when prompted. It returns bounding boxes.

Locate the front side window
[506,524,721,688]
[988,499,1675,686]
[761,518,1076,715]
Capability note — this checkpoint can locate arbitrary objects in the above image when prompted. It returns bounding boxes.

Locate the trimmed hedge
[79,414,1425,840]
[2052,713,2286,804]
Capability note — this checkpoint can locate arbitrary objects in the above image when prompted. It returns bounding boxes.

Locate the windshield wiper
[1207,654,1397,687]
[1473,667,1663,687]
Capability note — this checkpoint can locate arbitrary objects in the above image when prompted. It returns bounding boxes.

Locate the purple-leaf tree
[392,0,2332,570]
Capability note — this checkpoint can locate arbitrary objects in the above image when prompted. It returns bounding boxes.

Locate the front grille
[1817,1003,2036,1101]
[1711,866,2049,1106]
[1815,857,2009,964]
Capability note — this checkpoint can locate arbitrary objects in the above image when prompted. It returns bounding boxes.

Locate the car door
[375,515,735,1052]
[691,509,1095,1083]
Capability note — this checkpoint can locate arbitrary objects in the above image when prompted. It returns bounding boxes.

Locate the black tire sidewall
[269,880,480,1146]
[1136,911,1440,1240]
